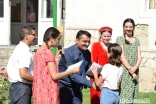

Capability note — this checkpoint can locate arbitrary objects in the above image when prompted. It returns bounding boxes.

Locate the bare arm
[91,65,104,87]
[19,68,33,81]
[130,46,142,73]
[48,61,79,81]
[120,45,132,70]
[94,75,104,87]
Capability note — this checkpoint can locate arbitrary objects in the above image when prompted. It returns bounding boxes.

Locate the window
[61,0,66,19]
[0,0,3,17]
[11,0,21,22]
[41,0,53,18]
[47,0,53,18]
[26,0,38,23]
[139,0,156,17]
[149,0,156,9]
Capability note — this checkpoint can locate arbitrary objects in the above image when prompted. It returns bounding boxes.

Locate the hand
[132,73,137,80]
[91,65,98,75]
[99,82,103,90]
[71,67,80,74]
[55,49,62,62]
[128,67,136,74]
[92,82,102,91]
[92,82,97,90]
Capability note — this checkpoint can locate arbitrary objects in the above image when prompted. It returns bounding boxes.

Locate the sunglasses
[29,33,36,36]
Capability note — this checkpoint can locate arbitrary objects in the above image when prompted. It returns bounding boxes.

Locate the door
[38,0,62,45]
[0,0,10,45]
[11,0,38,44]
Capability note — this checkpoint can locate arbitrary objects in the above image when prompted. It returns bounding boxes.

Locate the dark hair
[76,30,91,39]
[123,18,135,44]
[43,27,60,48]
[19,25,35,40]
[108,43,122,67]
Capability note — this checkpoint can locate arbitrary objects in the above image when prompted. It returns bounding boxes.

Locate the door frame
[0,0,10,45]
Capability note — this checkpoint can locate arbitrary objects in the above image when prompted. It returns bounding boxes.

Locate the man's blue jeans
[9,82,32,104]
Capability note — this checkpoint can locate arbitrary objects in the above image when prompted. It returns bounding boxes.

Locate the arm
[19,68,33,81]
[48,61,79,81]
[55,49,64,63]
[91,65,104,87]
[129,46,142,73]
[18,52,33,81]
[120,45,132,70]
[116,37,132,71]
[64,50,93,88]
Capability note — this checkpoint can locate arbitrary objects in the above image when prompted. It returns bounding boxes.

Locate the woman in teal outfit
[116,18,142,104]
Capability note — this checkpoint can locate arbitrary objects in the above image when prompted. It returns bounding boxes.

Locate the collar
[73,44,83,55]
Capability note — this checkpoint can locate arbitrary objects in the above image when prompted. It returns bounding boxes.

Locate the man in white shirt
[7,25,37,104]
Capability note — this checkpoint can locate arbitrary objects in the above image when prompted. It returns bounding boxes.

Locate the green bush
[0,67,11,104]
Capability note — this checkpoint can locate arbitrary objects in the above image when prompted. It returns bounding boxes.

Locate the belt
[104,87,119,91]
[13,82,32,86]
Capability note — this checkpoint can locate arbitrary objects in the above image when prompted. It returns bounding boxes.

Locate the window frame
[139,0,156,17]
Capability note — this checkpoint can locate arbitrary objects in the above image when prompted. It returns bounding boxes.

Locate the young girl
[33,27,79,104]
[91,43,123,104]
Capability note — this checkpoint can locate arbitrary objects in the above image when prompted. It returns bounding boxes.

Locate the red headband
[99,26,112,32]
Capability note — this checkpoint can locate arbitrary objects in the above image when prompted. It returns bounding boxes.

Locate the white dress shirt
[7,41,34,84]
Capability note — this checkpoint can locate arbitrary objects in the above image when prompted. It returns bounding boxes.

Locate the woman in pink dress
[33,27,79,104]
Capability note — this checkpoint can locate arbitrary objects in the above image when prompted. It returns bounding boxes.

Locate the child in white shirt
[92,43,123,104]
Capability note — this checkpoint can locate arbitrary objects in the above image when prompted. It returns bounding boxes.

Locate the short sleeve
[43,49,55,62]
[135,37,140,46]
[100,64,108,79]
[18,53,31,68]
[116,36,124,45]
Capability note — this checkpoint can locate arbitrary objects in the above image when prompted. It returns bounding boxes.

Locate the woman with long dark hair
[116,18,142,103]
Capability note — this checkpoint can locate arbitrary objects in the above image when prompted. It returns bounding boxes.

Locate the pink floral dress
[33,49,59,104]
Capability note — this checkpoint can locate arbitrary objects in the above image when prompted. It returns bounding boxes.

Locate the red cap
[99,26,112,32]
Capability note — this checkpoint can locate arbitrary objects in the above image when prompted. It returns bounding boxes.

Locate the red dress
[33,49,59,104]
[90,42,109,104]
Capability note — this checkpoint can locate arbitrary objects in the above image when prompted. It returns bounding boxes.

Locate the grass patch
[137,92,156,104]
[82,89,156,104]
[82,88,90,104]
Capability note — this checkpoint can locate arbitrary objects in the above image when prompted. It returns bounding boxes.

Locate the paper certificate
[67,60,83,70]
[86,62,103,76]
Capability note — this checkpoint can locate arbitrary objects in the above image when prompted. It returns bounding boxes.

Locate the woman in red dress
[33,27,79,104]
[90,26,113,104]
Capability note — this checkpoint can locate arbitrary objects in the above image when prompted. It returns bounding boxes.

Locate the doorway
[11,0,38,44]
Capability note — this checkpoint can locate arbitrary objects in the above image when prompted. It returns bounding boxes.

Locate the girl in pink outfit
[33,27,79,104]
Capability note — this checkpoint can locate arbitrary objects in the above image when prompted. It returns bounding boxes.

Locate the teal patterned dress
[116,36,140,104]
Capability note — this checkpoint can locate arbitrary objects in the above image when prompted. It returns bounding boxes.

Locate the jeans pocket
[9,84,26,103]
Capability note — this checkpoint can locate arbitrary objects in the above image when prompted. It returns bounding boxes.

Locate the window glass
[47,0,53,18]
[11,0,21,22]
[149,0,156,9]
[26,0,38,23]
[0,0,3,17]
[61,0,66,19]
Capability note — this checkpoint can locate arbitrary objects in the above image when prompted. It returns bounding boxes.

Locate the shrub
[0,67,11,104]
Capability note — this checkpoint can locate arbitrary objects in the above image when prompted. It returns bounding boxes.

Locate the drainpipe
[52,0,57,56]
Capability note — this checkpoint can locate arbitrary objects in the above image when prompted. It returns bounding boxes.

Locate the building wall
[63,0,156,92]
[64,0,156,47]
